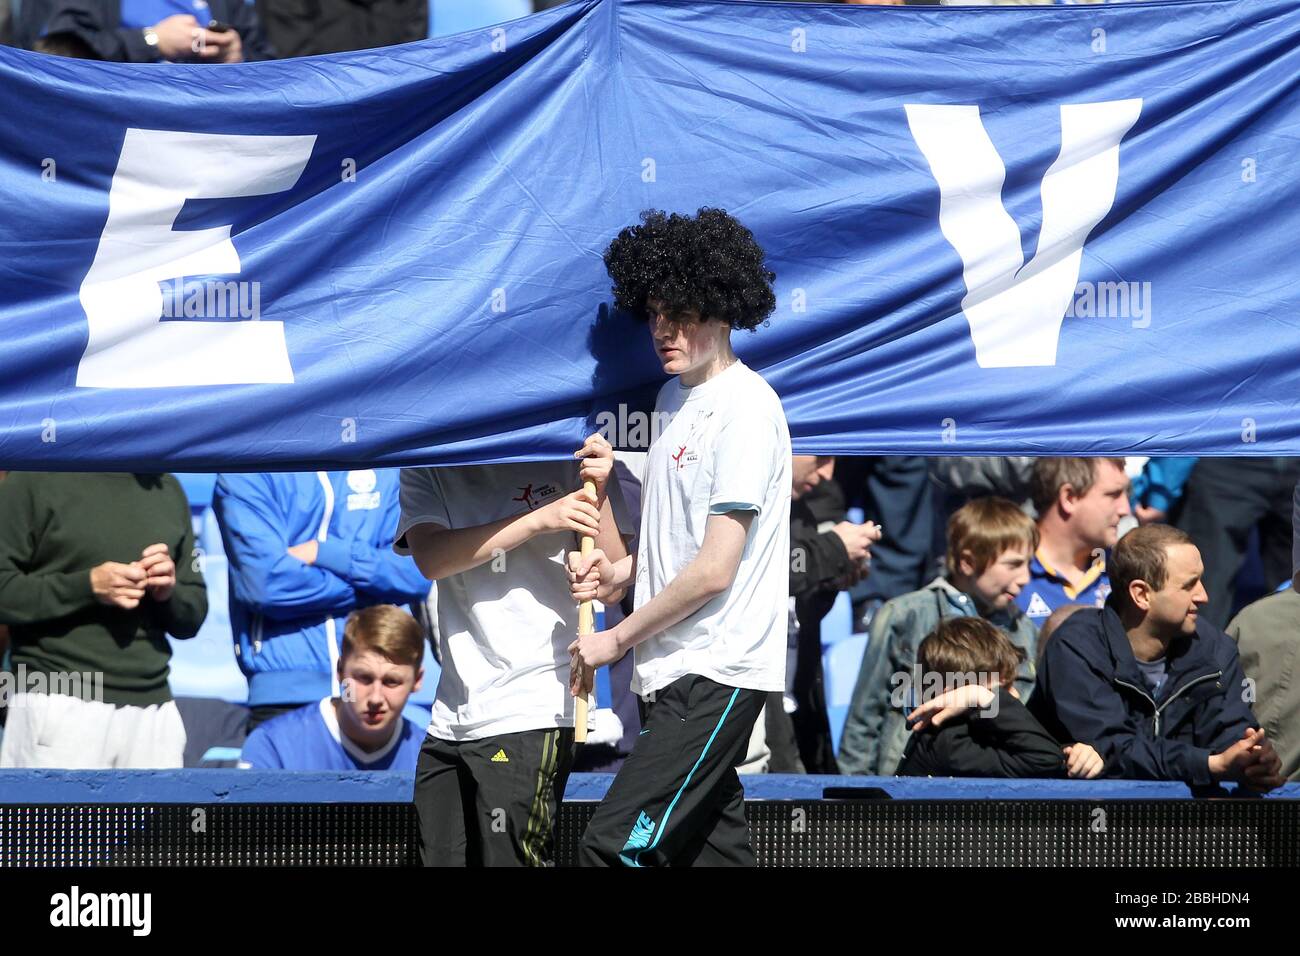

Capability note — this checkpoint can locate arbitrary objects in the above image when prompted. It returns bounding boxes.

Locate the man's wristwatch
[142,27,160,55]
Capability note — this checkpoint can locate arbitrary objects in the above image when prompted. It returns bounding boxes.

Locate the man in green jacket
[0,473,207,768]
[1227,586,1300,782]
[1222,479,1300,782]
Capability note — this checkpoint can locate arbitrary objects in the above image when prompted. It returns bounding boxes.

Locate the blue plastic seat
[823,634,868,755]
[430,0,532,38]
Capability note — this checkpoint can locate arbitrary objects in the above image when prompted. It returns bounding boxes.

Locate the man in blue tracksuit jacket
[214,469,430,729]
[1028,524,1285,791]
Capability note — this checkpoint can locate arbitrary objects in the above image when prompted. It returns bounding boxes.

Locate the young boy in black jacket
[898,618,1103,779]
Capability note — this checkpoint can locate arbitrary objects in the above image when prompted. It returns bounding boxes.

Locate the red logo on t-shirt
[513,484,537,510]
[671,445,688,471]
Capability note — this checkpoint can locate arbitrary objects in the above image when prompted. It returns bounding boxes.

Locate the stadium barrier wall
[2,773,1296,867]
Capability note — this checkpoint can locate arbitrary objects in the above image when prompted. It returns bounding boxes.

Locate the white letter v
[906,99,1141,367]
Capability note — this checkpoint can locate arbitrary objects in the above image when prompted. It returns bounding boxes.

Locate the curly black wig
[602,208,776,331]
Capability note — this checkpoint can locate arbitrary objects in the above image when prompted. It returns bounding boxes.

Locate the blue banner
[2,0,1299,469]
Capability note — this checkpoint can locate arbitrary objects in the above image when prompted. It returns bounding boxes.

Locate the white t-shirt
[631,361,792,697]
[394,461,589,741]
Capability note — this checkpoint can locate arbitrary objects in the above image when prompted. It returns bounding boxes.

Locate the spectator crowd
[0,453,1296,795]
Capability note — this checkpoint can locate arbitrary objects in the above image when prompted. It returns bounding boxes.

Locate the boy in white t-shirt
[568,208,791,867]
[394,437,627,866]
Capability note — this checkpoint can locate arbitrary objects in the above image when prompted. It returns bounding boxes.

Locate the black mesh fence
[2,800,1296,867]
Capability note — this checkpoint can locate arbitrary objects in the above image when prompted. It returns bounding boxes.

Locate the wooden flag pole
[574,478,598,743]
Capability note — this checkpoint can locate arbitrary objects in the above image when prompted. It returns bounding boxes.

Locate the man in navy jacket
[1029,524,1284,790]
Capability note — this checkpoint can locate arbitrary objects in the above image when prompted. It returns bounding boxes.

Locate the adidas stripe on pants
[578,674,767,867]
[413,727,576,867]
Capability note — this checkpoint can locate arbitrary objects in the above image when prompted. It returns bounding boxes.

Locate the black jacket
[1028,605,1257,785]
[898,688,1066,778]
[255,0,426,59]
[45,0,274,61]
[791,482,854,606]
[786,480,856,774]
